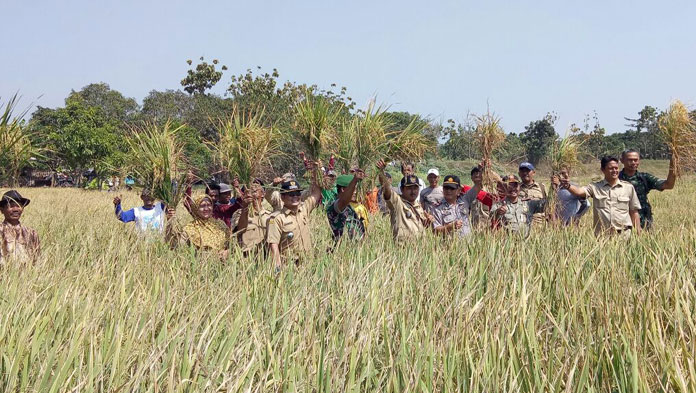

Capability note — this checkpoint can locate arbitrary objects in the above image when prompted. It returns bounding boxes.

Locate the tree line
[1,57,692,187]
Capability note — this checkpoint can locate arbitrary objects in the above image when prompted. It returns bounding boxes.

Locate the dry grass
[658,100,696,177]
[473,110,506,189]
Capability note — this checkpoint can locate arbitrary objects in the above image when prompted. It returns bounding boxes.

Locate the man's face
[559,168,570,181]
[443,185,460,202]
[401,185,419,203]
[253,185,264,200]
[281,191,302,209]
[506,182,520,199]
[218,191,232,204]
[471,171,482,184]
[602,160,620,181]
[519,168,534,184]
[427,174,439,187]
[1,202,23,222]
[621,152,640,172]
[141,195,155,208]
[402,165,414,176]
[207,189,219,203]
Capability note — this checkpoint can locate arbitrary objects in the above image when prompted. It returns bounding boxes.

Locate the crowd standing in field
[0,150,679,267]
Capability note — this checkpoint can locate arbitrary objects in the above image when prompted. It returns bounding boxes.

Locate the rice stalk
[124,120,189,207]
[386,116,434,163]
[658,100,696,177]
[293,94,343,161]
[473,111,506,190]
[212,106,282,186]
[547,132,585,223]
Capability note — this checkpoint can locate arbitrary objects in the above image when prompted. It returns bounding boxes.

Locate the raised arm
[561,180,587,199]
[336,169,365,212]
[661,155,677,190]
[376,159,393,201]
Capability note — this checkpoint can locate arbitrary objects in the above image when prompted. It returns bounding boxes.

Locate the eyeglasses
[285,191,302,197]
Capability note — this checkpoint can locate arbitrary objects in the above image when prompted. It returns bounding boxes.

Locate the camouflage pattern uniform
[618,170,665,229]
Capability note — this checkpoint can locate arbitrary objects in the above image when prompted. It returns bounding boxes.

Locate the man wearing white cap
[420,168,444,213]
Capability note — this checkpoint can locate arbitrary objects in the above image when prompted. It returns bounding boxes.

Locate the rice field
[1,160,695,392]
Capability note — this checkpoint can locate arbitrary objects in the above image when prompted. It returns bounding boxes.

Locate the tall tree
[520,114,558,166]
[181,57,227,95]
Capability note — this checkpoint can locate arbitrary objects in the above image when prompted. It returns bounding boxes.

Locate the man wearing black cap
[431,175,484,237]
[491,174,546,237]
[266,168,322,269]
[376,159,434,242]
[518,162,547,225]
[0,190,40,264]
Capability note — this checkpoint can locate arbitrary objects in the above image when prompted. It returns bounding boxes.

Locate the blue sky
[2,0,695,134]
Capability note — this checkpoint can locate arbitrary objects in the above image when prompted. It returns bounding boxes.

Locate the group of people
[0,149,676,267]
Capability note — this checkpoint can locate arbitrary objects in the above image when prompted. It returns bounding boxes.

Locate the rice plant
[212,106,281,187]
[658,100,696,177]
[293,94,343,161]
[124,120,189,207]
[473,110,506,189]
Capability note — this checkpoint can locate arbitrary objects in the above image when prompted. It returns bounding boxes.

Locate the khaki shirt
[385,192,427,242]
[520,181,547,224]
[491,199,545,238]
[266,195,319,260]
[584,180,641,235]
[232,206,272,252]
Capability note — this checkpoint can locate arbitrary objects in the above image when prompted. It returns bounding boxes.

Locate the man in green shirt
[619,149,676,229]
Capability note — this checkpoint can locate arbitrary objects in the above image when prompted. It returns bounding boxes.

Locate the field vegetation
[1,160,695,392]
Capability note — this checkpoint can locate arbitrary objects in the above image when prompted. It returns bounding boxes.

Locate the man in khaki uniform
[233,179,272,255]
[376,159,433,242]
[518,162,547,225]
[266,176,322,269]
[491,175,546,238]
[562,155,641,237]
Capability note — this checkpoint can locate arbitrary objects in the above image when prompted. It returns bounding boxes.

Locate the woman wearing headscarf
[166,195,231,259]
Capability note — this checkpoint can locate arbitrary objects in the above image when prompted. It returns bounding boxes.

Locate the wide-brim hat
[0,190,30,208]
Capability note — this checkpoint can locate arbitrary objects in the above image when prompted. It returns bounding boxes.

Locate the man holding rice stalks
[467,165,502,231]
[431,174,490,237]
[113,189,166,234]
[326,171,368,244]
[518,162,548,225]
[266,165,323,270]
[0,190,40,265]
[550,167,590,226]
[491,175,546,237]
[619,149,676,229]
[232,179,272,256]
[562,156,641,238]
[395,162,426,196]
[377,159,434,242]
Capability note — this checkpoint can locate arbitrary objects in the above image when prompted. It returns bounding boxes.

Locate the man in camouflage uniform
[491,175,546,238]
[619,149,676,229]
[326,171,368,243]
[518,162,547,225]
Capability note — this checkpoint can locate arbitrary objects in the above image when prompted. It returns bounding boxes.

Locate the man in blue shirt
[113,189,167,234]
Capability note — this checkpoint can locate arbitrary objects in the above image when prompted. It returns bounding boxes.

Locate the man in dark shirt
[619,149,676,229]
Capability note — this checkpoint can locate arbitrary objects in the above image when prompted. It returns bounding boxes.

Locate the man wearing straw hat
[619,149,676,229]
[562,156,641,238]
[266,168,322,269]
[491,175,546,237]
[377,159,434,242]
[0,190,40,264]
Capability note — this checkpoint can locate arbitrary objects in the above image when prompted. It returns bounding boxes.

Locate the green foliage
[0,94,45,186]
[181,57,227,95]
[520,113,558,166]
[69,83,140,123]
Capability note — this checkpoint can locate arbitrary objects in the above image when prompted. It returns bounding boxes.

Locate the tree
[520,114,558,166]
[181,57,227,95]
[30,95,118,184]
[624,106,669,159]
[141,89,194,121]
[70,83,139,123]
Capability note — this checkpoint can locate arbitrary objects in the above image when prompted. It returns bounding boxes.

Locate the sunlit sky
[2,0,695,134]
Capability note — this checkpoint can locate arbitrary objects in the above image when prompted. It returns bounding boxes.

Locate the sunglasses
[284,191,302,197]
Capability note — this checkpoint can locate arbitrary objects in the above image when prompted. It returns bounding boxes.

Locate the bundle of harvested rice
[658,100,696,177]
